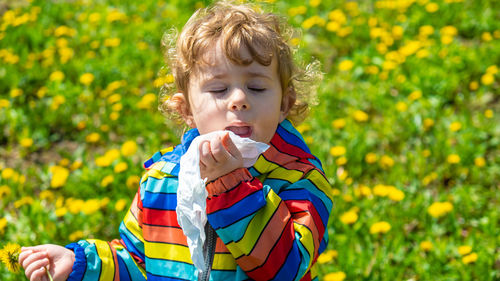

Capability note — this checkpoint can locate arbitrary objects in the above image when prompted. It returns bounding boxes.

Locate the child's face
[180,41,291,144]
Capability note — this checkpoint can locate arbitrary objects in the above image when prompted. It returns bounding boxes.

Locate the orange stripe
[108,242,120,281]
[215,238,231,253]
[143,225,187,246]
[235,201,290,271]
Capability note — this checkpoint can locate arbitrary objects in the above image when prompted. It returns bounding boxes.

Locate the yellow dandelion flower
[423,118,434,130]
[20,137,33,148]
[469,81,479,91]
[408,90,422,101]
[481,73,494,85]
[419,25,435,37]
[331,118,346,129]
[69,230,84,241]
[339,60,354,71]
[50,165,69,188]
[423,149,431,157]
[353,110,369,122]
[121,140,138,156]
[324,271,346,281]
[462,253,478,264]
[481,32,492,42]
[332,188,341,196]
[428,201,453,218]
[55,207,67,217]
[425,2,439,12]
[486,65,498,75]
[365,152,378,164]
[329,146,346,157]
[137,93,157,109]
[340,211,358,225]
[317,249,338,264]
[336,156,347,166]
[449,121,462,132]
[458,245,472,255]
[420,241,433,251]
[296,124,311,134]
[101,175,114,187]
[441,35,453,45]
[0,243,21,273]
[80,73,95,85]
[379,155,394,168]
[447,154,460,164]
[10,88,23,98]
[354,185,372,197]
[373,184,390,197]
[484,109,493,118]
[309,0,321,7]
[326,21,340,32]
[70,160,82,170]
[0,185,11,198]
[114,162,128,173]
[115,199,128,212]
[0,99,10,109]
[474,157,486,167]
[370,221,391,234]
[440,26,458,36]
[388,187,405,201]
[95,156,112,167]
[396,101,408,112]
[104,37,121,47]
[0,217,7,234]
[86,132,100,143]
[49,71,65,81]
[126,175,141,189]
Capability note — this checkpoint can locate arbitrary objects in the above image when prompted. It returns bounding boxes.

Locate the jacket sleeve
[205,167,333,281]
[65,187,148,281]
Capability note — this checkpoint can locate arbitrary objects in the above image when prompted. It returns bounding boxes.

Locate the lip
[225,123,253,138]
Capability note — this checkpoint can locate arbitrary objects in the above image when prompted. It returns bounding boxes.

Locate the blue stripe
[207,190,265,229]
[116,248,147,281]
[279,189,329,228]
[285,180,333,212]
[293,233,312,281]
[80,242,102,281]
[216,212,256,243]
[145,257,196,280]
[271,242,301,281]
[143,176,178,194]
[116,254,132,281]
[276,124,311,154]
[142,191,176,210]
[119,223,145,261]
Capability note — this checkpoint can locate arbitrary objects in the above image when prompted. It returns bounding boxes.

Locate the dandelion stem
[364,241,380,277]
[45,267,54,281]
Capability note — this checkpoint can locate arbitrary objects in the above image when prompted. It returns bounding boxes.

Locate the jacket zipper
[198,223,217,281]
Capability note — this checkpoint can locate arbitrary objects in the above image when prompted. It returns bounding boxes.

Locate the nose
[228,88,250,111]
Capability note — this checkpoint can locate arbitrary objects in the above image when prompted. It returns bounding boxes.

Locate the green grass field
[1,0,499,280]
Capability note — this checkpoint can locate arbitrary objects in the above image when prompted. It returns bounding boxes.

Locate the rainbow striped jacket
[66,119,333,281]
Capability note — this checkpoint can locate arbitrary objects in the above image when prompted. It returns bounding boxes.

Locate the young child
[19,1,333,280]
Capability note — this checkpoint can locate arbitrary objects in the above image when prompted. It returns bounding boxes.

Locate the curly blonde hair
[159,0,321,126]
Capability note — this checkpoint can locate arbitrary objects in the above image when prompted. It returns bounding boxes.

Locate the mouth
[225,125,252,138]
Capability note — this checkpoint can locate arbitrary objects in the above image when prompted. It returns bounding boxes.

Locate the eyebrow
[204,71,273,81]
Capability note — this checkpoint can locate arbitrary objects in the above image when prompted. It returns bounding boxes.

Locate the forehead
[192,40,277,79]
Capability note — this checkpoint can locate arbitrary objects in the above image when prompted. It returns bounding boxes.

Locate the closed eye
[209,88,227,94]
[248,87,266,92]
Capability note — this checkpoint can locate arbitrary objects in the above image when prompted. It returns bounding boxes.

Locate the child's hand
[19,244,75,281]
[199,132,244,182]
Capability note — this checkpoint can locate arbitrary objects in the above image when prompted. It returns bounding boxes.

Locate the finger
[25,259,49,280]
[30,266,48,281]
[21,251,48,269]
[19,249,33,264]
[199,141,216,166]
[221,132,242,159]
[210,135,230,163]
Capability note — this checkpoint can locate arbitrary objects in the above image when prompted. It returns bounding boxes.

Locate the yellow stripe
[123,209,145,244]
[253,157,279,173]
[212,253,237,270]
[268,167,303,182]
[310,263,318,280]
[145,241,192,264]
[87,240,115,281]
[306,169,333,199]
[160,147,174,154]
[226,190,281,257]
[294,223,315,268]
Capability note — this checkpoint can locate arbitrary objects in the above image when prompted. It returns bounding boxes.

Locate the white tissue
[176,131,269,271]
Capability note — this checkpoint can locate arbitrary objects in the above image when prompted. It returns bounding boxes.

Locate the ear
[279,87,296,122]
[171,93,196,128]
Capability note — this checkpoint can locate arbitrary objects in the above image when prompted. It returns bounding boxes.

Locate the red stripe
[270,133,313,160]
[107,242,120,281]
[143,208,179,227]
[300,271,312,281]
[244,219,295,279]
[206,178,263,214]
[286,200,325,237]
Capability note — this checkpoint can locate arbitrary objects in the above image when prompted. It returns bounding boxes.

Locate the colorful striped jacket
[66,119,333,281]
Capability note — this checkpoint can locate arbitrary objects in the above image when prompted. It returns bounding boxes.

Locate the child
[19,1,333,280]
